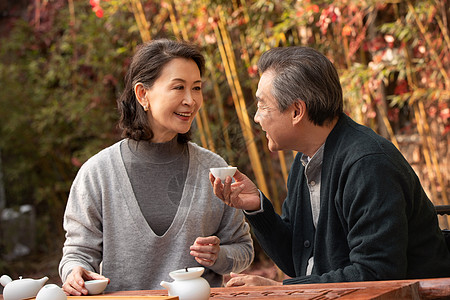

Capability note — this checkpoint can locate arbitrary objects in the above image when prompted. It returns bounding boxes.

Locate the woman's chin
[178,128,190,134]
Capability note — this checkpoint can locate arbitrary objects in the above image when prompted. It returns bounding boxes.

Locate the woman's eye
[174,85,184,90]
[193,86,202,91]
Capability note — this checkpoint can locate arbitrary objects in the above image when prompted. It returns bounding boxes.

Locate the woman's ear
[292,100,306,125]
[134,83,149,111]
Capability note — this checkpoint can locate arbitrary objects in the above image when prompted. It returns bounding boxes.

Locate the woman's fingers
[190,236,220,266]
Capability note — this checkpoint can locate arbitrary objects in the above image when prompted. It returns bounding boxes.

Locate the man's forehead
[256,71,275,102]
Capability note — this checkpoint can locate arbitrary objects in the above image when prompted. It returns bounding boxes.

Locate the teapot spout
[160,280,172,291]
[38,276,49,287]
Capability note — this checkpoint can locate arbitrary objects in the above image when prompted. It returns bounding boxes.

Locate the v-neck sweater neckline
[115,140,196,239]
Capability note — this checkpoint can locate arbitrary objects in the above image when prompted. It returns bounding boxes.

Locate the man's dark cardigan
[247,113,450,284]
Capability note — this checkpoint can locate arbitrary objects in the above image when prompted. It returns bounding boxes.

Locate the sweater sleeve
[58,160,104,282]
[284,154,412,284]
[209,204,255,275]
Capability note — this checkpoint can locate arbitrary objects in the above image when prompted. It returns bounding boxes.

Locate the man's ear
[134,83,149,110]
[292,100,306,125]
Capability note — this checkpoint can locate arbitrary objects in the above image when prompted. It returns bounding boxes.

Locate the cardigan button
[304,240,311,248]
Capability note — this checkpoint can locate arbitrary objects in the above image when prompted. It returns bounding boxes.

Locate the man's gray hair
[257,46,343,126]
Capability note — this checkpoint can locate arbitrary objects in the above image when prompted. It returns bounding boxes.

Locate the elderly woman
[59,39,254,295]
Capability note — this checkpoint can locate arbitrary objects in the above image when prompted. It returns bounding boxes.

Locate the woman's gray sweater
[59,140,254,291]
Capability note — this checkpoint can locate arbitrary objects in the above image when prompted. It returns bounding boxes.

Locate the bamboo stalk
[200,107,215,152]
[128,0,151,42]
[212,18,247,143]
[413,101,439,204]
[212,19,243,121]
[376,100,399,149]
[217,10,269,197]
[194,108,209,149]
[133,0,151,41]
[403,33,448,222]
[235,4,290,192]
[369,80,399,148]
[171,0,189,41]
[241,11,290,189]
[418,100,448,206]
[206,60,233,164]
[281,32,287,44]
[211,9,269,197]
[166,1,181,40]
[436,16,450,50]
[257,131,280,212]
[68,0,75,26]
[342,35,352,69]
[406,0,449,89]
[235,15,280,200]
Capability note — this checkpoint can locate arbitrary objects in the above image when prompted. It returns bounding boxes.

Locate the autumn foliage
[0,0,448,271]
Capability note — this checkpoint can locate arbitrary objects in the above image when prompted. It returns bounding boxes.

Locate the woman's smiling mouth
[174,112,193,120]
[175,112,192,117]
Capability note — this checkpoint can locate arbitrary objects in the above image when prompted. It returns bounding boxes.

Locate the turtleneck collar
[126,137,187,164]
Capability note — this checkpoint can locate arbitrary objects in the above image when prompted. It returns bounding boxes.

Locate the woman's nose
[182,91,195,106]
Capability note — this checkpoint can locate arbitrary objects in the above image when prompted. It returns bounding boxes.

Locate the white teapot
[0,275,49,300]
[160,267,210,300]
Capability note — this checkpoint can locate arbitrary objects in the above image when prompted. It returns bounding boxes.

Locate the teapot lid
[169,267,204,281]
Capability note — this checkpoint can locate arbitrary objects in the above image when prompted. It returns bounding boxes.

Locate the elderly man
[211,46,450,286]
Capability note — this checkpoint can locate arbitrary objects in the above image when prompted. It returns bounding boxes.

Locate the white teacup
[84,279,108,295]
[210,167,237,181]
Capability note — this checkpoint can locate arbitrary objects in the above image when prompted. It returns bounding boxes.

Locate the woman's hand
[190,236,220,267]
[62,266,110,296]
[210,169,261,211]
[225,272,282,287]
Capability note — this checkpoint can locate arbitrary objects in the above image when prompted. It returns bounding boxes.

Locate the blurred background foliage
[0,0,448,282]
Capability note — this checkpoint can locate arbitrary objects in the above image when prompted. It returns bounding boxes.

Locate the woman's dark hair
[117,39,205,142]
[257,46,343,126]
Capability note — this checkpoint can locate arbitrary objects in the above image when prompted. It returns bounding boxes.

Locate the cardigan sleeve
[246,195,297,277]
[245,156,310,278]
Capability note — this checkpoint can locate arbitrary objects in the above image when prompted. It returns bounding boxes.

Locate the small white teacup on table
[210,167,237,182]
[84,279,108,295]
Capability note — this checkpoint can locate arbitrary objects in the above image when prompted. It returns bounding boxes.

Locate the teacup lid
[169,267,204,281]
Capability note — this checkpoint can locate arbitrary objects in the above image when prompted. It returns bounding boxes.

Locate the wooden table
[1,278,449,299]
[79,277,450,299]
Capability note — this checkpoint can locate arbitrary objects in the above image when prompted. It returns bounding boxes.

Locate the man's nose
[254,109,260,124]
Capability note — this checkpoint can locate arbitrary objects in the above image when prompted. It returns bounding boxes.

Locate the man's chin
[267,142,279,152]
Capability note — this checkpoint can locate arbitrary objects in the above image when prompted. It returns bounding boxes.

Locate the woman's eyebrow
[171,78,202,84]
